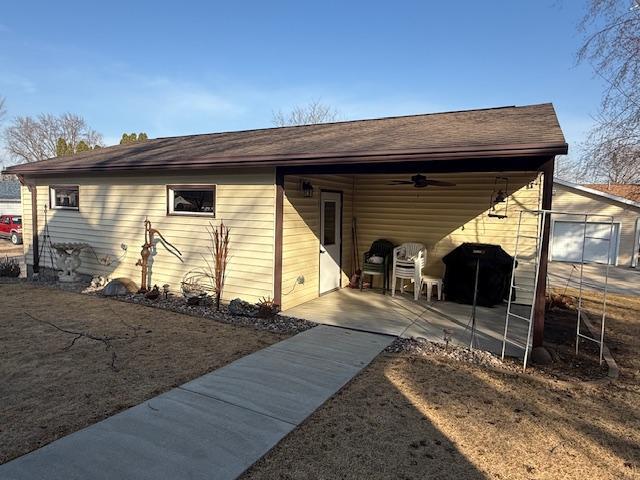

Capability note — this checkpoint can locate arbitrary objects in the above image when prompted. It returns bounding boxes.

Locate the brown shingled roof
[584,184,640,203]
[4,103,567,175]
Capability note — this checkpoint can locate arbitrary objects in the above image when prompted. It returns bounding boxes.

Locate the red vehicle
[0,214,22,245]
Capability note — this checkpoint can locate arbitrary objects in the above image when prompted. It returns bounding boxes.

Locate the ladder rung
[507,312,531,322]
[512,285,534,292]
[517,235,539,240]
[577,333,601,344]
[503,338,530,349]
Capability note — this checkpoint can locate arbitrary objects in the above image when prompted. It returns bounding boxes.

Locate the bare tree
[0,96,7,169]
[554,155,586,182]
[4,112,103,164]
[272,100,339,127]
[0,96,6,125]
[577,0,640,183]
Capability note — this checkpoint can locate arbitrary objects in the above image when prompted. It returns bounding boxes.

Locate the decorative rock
[228,298,259,317]
[530,346,554,365]
[102,278,139,296]
[186,294,206,306]
[90,276,110,288]
[386,337,503,368]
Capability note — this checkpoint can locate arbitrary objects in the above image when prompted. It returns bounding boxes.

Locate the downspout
[274,168,284,308]
[532,158,555,347]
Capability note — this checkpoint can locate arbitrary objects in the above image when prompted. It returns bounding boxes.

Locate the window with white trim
[50,185,79,210]
[167,185,216,216]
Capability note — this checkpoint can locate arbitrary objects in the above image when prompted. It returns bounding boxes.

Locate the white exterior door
[319,191,342,294]
[551,221,619,265]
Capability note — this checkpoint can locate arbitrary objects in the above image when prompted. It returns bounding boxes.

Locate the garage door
[551,221,619,264]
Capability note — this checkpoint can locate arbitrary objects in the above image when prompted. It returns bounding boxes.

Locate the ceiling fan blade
[388,180,414,185]
[424,179,457,187]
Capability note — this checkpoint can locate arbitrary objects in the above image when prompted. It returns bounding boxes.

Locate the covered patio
[273,104,568,352]
[283,288,529,357]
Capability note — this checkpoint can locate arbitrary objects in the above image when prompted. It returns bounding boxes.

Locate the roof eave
[555,178,640,210]
[3,141,568,176]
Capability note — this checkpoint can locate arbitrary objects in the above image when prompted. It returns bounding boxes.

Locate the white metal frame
[501,209,613,370]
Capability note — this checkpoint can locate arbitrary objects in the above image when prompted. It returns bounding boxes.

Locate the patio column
[532,157,555,347]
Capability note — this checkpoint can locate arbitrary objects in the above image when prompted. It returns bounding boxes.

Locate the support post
[27,183,40,273]
[274,169,284,308]
[532,158,555,347]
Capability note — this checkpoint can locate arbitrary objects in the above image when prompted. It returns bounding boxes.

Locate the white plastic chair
[391,242,427,301]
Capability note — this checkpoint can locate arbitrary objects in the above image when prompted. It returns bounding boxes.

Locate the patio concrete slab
[284,289,424,336]
[1,325,392,480]
[284,289,529,358]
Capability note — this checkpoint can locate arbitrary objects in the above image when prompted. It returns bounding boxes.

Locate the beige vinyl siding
[354,172,543,305]
[552,184,640,267]
[21,170,276,303]
[281,175,354,310]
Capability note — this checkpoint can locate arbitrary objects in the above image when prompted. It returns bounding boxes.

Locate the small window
[168,185,216,216]
[13,216,21,225]
[50,185,79,210]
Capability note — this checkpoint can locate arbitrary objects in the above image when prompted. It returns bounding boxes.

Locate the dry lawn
[0,282,286,464]
[243,291,640,480]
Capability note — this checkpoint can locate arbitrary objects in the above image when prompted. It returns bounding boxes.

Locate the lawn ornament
[52,242,89,282]
[136,219,182,293]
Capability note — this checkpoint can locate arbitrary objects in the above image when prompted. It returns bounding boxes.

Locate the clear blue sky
[0,0,601,155]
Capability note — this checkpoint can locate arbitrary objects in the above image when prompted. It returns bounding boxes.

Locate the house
[3,103,567,347]
[552,179,640,267]
[0,175,21,216]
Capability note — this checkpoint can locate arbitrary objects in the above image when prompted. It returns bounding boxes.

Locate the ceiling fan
[388,174,456,188]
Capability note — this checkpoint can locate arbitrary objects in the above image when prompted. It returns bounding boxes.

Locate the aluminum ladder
[501,210,544,370]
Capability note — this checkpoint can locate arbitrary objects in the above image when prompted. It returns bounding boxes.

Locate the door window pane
[323,201,336,245]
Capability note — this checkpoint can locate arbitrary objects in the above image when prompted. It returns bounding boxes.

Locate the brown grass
[556,287,640,382]
[0,282,286,464]
[243,291,640,480]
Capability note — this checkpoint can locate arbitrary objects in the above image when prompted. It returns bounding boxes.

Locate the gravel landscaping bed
[386,337,504,368]
[19,275,316,336]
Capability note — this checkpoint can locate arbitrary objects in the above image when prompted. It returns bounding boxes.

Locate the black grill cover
[442,243,515,307]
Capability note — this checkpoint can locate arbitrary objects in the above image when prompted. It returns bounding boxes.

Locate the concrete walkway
[548,262,640,296]
[1,325,393,480]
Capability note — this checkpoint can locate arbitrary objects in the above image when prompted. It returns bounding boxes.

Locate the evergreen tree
[76,140,90,153]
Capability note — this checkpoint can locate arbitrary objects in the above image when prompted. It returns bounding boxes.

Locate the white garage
[551,220,620,265]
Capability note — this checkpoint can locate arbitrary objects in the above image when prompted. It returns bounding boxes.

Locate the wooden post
[28,183,40,273]
[532,157,555,347]
[274,169,284,308]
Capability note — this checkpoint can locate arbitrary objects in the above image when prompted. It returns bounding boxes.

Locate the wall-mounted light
[489,176,509,219]
[300,180,314,198]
